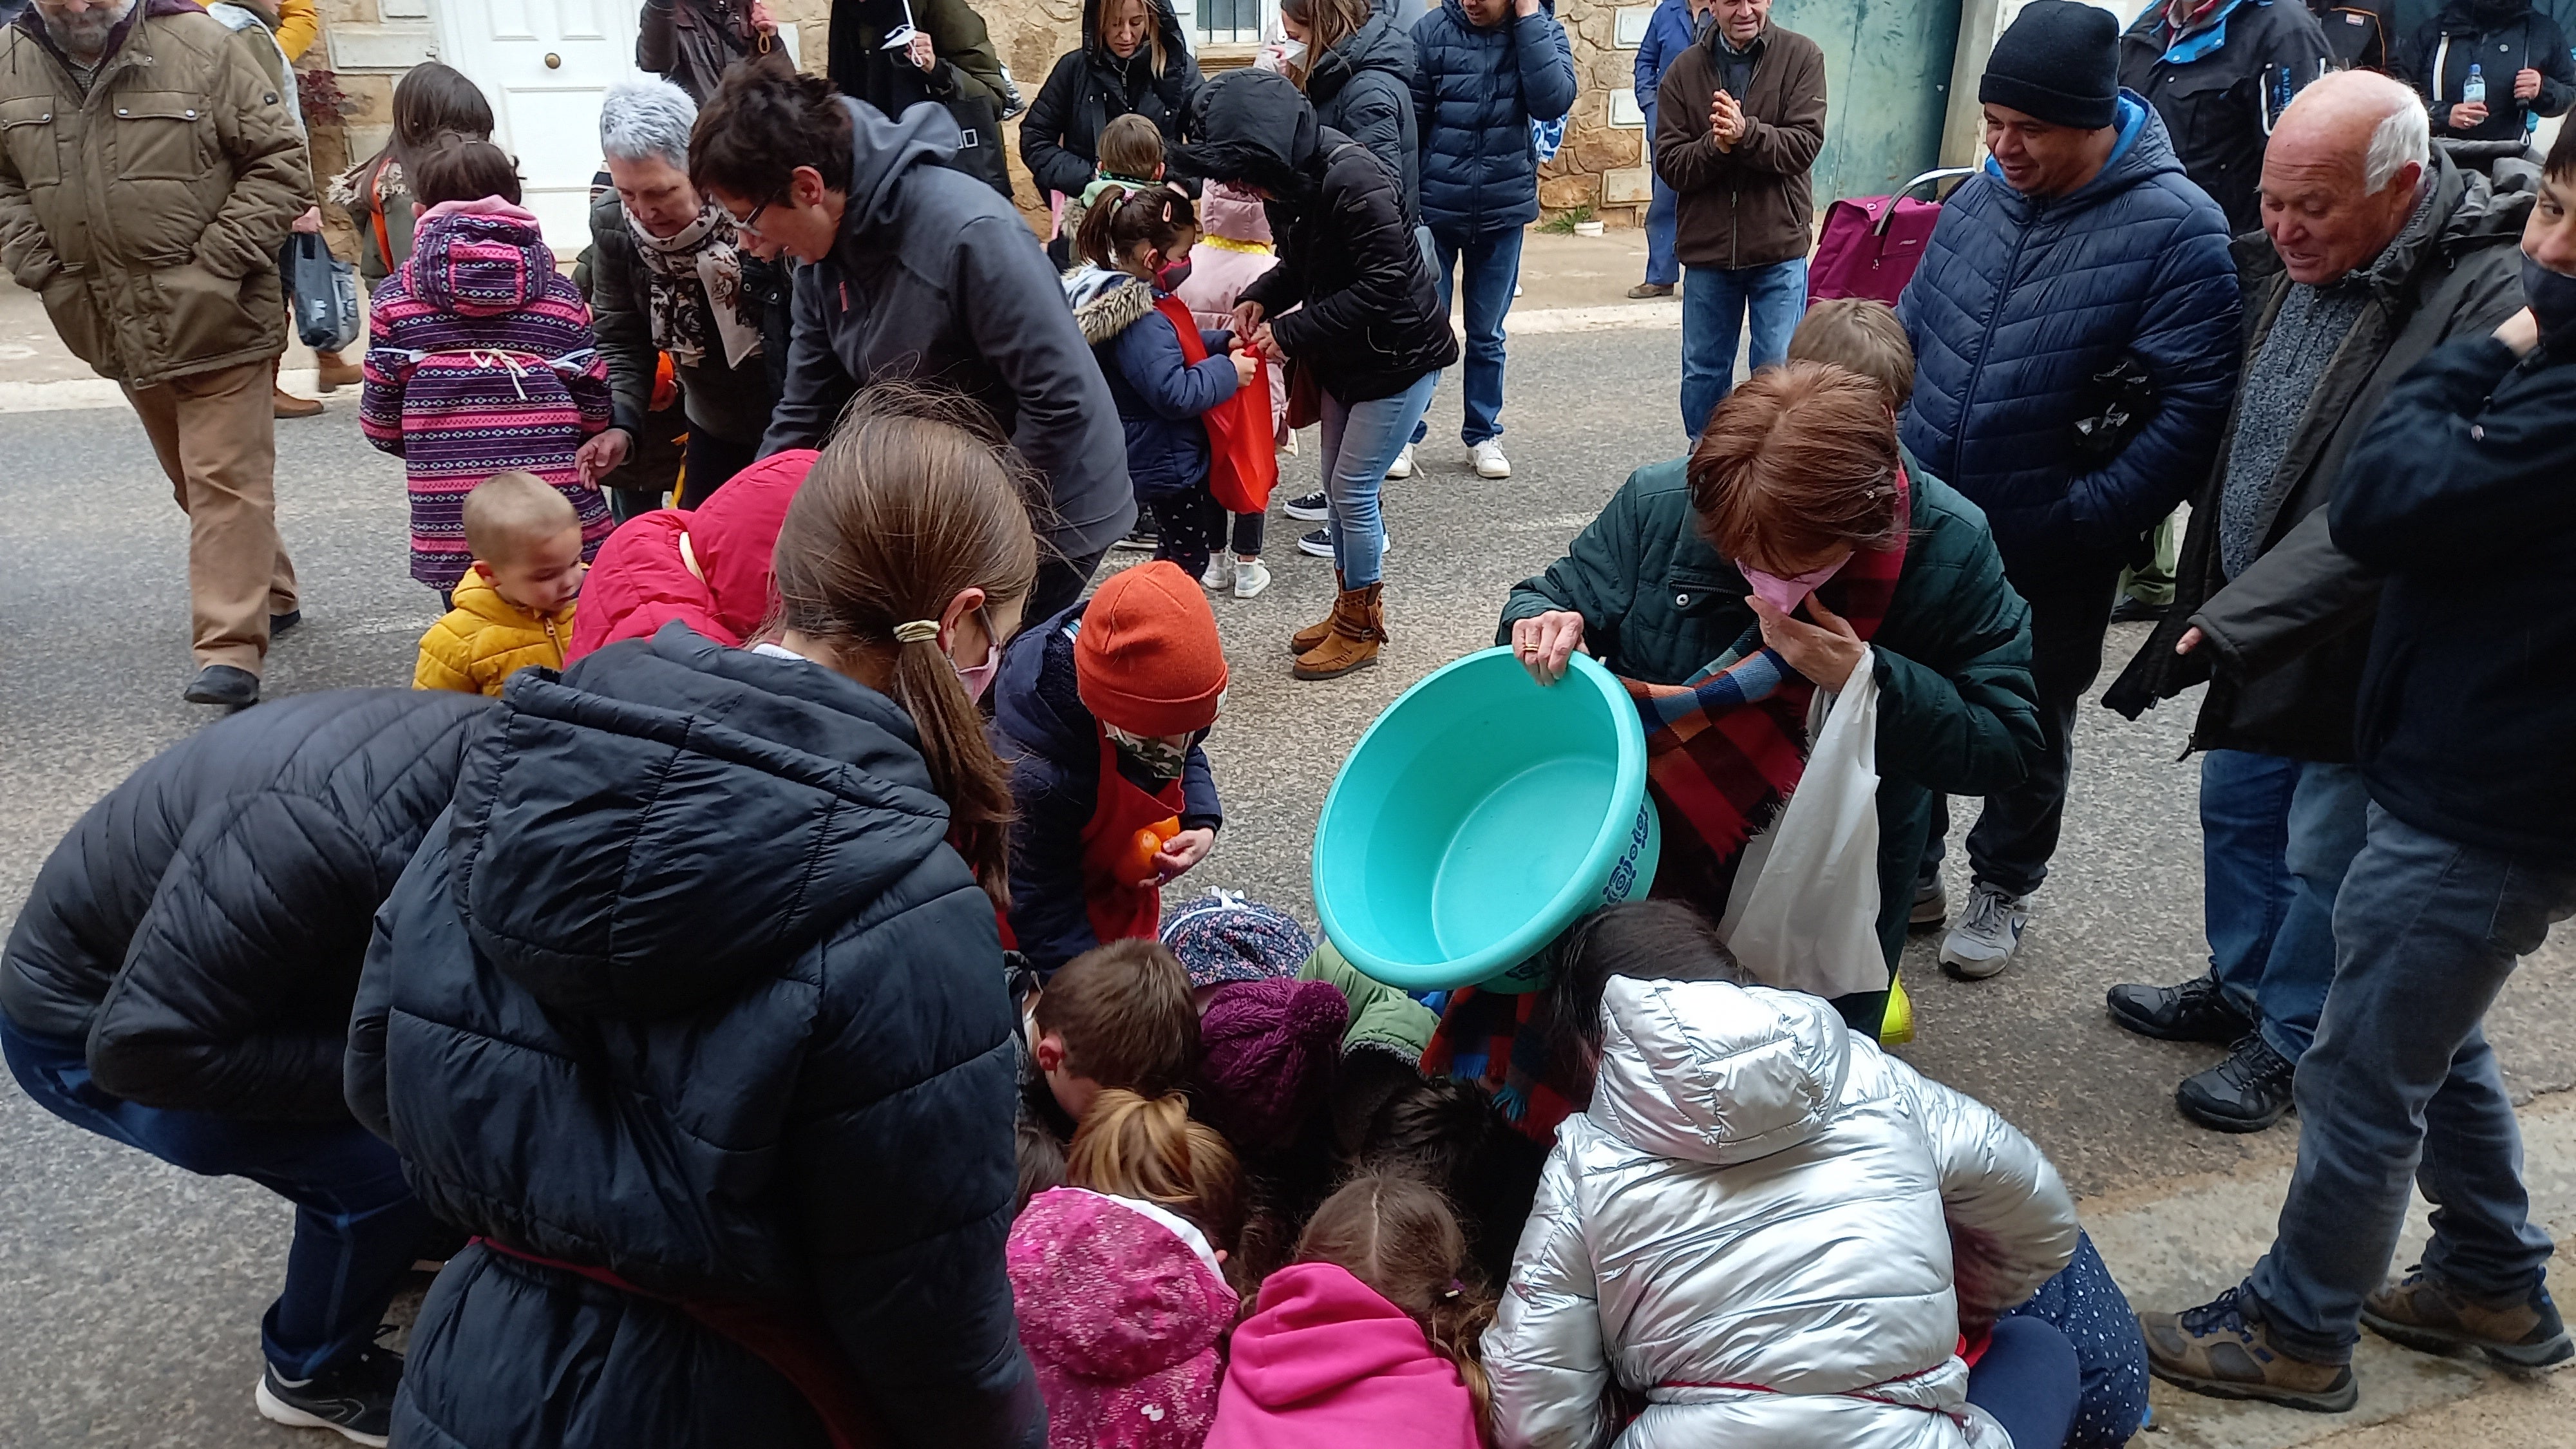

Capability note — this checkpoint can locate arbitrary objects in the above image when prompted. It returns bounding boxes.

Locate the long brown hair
[768,387,1039,908]
[1068,1088,1245,1258]
[1281,0,1371,86]
[388,62,496,171]
[1296,1173,1497,1437]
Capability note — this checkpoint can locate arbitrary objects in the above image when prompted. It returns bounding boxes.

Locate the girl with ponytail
[352,386,1048,1448]
[1007,1088,1243,1448]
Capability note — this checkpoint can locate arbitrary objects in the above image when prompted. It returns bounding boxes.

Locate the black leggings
[1230,510,1264,557]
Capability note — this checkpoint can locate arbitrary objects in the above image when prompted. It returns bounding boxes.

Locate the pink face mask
[1741,558,1847,616]
[951,606,1001,704]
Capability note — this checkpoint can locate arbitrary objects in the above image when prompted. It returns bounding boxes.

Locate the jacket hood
[1307,8,1412,106]
[685,448,813,641]
[1985,92,2184,215]
[992,601,1095,764]
[449,565,570,629]
[445,625,956,1018]
[835,95,962,244]
[408,201,554,317]
[1007,1188,1233,1380]
[1171,68,1318,194]
[1198,181,1273,245]
[1587,976,1852,1167]
[1224,1262,1470,1410]
[1067,268,1158,345]
[2441,0,2533,31]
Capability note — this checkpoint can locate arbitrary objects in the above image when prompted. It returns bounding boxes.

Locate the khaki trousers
[123,359,299,673]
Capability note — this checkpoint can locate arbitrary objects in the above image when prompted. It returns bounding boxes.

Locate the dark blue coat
[1307,5,1423,229]
[1898,95,2242,585]
[1410,0,1577,239]
[1631,0,1702,131]
[1071,272,1240,502]
[994,601,1221,978]
[348,626,1041,1449]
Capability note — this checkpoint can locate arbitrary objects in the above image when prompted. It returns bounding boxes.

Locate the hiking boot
[316,350,364,392]
[1293,582,1384,681]
[1291,571,1345,654]
[2141,1286,2356,1414]
[2177,1034,2298,1133]
[1385,444,1416,480]
[1627,282,1675,299]
[274,388,325,420]
[1909,876,1947,929]
[1939,882,2029,981]
[2108,972,2253,1044]
[1282,489,1329,522]
[1469,439,1511,479]
[2363,1268,2575,1374]
[255,1343,402,1445]
[184,664,260,708]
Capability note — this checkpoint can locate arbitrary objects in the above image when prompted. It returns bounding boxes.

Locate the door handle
[544,53,562,70]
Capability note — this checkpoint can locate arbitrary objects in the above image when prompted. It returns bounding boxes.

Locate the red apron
[1077,724,1185,945]
[1155,294,1279,515]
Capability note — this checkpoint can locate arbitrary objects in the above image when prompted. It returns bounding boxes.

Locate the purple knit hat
[1160,890,1314,990]
[1197,979,1349,1152]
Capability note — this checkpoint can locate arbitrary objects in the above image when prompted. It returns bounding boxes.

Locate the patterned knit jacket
[361,198,613,591]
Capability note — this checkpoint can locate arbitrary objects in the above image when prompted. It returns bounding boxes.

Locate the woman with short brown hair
[1500,357,2043,1033]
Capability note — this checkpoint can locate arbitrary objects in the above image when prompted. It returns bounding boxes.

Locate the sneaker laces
[2220,1035,2294,1090]
[2177,1285,2260,1341]
[1957,884,2016,938]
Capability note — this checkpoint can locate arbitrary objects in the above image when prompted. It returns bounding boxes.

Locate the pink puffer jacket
[1008,1188,1237,1449]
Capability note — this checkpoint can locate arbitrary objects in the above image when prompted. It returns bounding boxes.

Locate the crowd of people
[1,0,2573,1446]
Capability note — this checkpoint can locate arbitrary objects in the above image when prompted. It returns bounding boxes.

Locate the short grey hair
[2363,100,2431,194]
[600,75,699,171]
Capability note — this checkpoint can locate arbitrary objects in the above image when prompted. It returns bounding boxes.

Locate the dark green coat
[1499,456,2042,968]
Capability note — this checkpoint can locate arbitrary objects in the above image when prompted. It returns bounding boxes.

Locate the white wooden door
[433,1,638,254]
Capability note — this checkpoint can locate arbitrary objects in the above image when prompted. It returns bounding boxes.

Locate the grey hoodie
[762,98,1134,557]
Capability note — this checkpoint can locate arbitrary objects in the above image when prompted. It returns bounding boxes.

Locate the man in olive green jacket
[0,0,311,706]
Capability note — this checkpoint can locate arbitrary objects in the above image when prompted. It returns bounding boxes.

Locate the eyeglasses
[736,198,777,237]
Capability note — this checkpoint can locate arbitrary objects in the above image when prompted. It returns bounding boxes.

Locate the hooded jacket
[350,625,1042,1448]
[1189,70,1458,404]
[2410,0,2576,144]
[1303,6,1423,230]
[2119,0,2334,234]
[1069,269,1242,501]
[0,1,310,387]
[1009,1188,1235,1448]
[1485,976,2080,1449]
[1207,1261,1482,1449]
[764,97,1135,560]
[1022,0,1202,203]
[414,567,574,696]
[1898,95,2242,585]
[568,448,815,663]
[1,690,490,1122]
[994,601,1221,977]
[2103,156,2530,760]
[1410,0,1577,238]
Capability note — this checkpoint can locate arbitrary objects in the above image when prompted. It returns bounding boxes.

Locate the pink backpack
[1807,167,1977,308]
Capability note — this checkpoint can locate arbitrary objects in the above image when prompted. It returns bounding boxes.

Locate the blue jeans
[2200,752,2371,1062]
[2243,806,2576,1363]
[1680,256,1807,439]
[1967,1316,2081,1449]
[2,1016,432,1379]
[1416,227,1522,448]
[1318,372,1438,589]
[1643,139,1678,287]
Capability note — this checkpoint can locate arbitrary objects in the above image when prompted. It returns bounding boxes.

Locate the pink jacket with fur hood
[1008,1187,1236,1449]
[1206,1262,1484,1449]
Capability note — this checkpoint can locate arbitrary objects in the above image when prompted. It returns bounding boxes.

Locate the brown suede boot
[1289,569,1344,655]
[316,349,363,392]
[1293,582,1385,681]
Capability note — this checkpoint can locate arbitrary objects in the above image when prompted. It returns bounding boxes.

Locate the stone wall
[1539,0,1651,226]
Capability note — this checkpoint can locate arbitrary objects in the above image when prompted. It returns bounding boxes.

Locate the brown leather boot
[1293,582,1385,681]
[273,388,324,419]
[316,349,363,392]
[1289,569,1343,655]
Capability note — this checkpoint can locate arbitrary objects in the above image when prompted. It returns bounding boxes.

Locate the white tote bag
[1718,647,1887,999]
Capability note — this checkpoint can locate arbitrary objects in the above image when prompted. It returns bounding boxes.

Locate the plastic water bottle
[2463,63,2486,107]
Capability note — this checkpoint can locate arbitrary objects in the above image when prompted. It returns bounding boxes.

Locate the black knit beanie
[1980,0,2121,130]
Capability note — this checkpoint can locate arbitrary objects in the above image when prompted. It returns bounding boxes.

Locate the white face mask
[1274,39,1308,68]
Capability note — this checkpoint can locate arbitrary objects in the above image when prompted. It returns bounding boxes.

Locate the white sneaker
[1200,554,1230,591]
[1385,444,1416,481]
[1233,558,1271,598]
[1469,440,1511,479]
[1939,882,2031,981]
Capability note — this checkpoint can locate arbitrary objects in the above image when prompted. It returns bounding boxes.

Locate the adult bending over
[350,393,1047,1448]
[584,75,776,504]
[1175,67,1457,681]
[694,64,1131,620]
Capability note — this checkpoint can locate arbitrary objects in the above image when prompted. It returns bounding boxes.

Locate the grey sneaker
[1909,876,1947,929]
[1939,882,2029,981]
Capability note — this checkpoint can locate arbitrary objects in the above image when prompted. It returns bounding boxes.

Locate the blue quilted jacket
[1410,0,1577,240]
[1897,95,2241,583]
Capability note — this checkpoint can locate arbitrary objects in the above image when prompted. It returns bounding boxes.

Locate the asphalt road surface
[3,324,2568,1446]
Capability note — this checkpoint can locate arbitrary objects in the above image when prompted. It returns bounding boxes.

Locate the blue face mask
[2524,252,2576,343]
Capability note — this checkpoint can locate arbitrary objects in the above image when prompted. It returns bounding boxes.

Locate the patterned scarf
[627,202,762,370]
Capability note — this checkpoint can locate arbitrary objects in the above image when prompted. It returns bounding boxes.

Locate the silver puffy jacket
[1485,977,2080,1449]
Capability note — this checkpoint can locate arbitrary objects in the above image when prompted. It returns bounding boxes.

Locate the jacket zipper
[1955,204,2041,479]
[544,615,562,668]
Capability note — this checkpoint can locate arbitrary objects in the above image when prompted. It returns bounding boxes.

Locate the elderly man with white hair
[575,73,775,506]
[2115,68,2546,1414]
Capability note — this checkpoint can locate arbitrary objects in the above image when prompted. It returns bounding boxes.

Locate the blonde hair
[1296,1173,1496,1438]
[1097,113,1166,179]
[1786,298,1917,412]
[461,471,578,564]
[1068,1089,1244,1257]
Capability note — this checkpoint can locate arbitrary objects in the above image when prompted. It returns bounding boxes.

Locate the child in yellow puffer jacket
[415,471,585,696]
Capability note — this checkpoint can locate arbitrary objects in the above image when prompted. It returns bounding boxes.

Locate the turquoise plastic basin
[1314,647,1662,993]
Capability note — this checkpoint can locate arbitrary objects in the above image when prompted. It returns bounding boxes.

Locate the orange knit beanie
[1074,562,1229,737]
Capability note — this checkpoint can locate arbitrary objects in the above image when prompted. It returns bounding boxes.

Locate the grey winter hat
[1980,0,2121,131]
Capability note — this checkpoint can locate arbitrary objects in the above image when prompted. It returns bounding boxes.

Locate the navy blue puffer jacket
[1410,0,1577,239]
[1898,96,2241,584]
[349,625,1041,1449]
[1307,5,1423,229]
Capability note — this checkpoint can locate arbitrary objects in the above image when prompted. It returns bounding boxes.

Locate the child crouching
[1021,937,1202,1143]
[414,471,585,695]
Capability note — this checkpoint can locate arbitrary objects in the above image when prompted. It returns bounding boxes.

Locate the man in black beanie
[2121,0,2334,234]
[1896,0,2240,984]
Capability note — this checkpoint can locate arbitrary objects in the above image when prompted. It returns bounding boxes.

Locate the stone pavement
[0,265,2567,1446]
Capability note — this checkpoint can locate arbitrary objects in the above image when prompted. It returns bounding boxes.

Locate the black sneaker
[255,1343,402,1445]
[2110,596,2172,626]
[270,607,303,637]
[1282,490,1329,522]
[184,664,260,708]
[1297,527,1334,558]
[2177,1034,2297,1133]
[2107,973,2253,1043]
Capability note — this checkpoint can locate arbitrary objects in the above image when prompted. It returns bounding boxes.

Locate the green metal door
[1772,0,1968,204]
